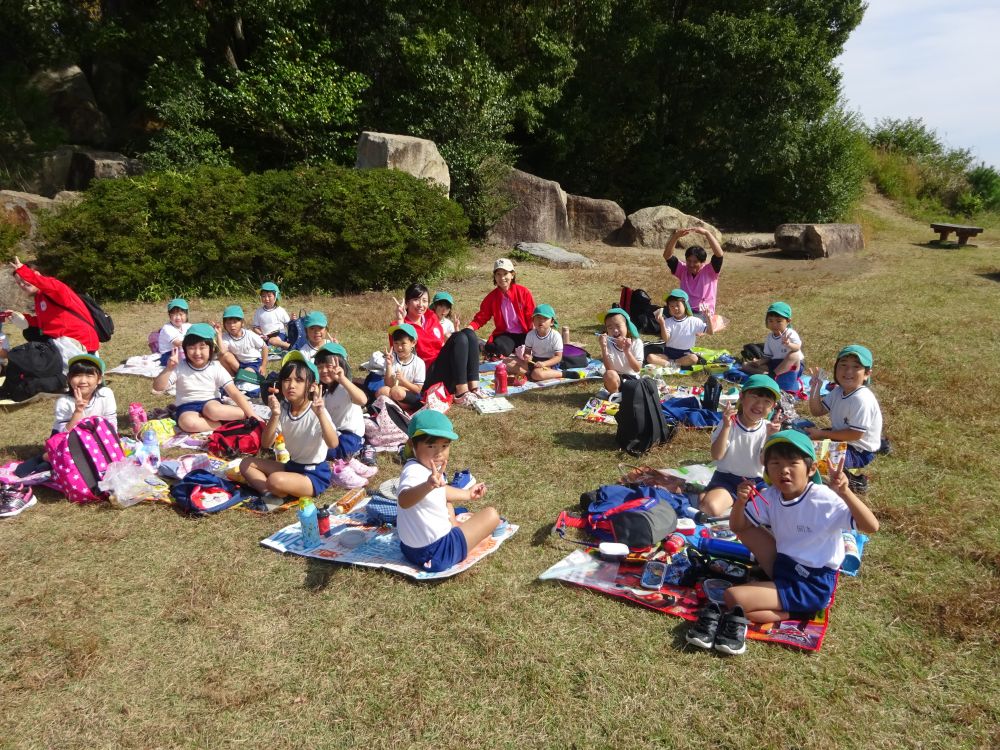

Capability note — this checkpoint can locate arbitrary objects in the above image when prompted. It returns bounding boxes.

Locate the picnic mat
[261,502,519,580]
[108,353,163,378]
[539,549,832,652]
[574,384,705,426]
[476,358,604,398]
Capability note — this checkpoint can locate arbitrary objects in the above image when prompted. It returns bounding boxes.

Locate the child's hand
[468,482,487,500]
[9,255,23,270]
[428,461,448,488]
[806,366,823,391]
[805,426,824,440]
[735,479,755,504]
[698,301,711,314]
[392,296,406,321]
[721,401,736,422]
[766,411,783,435]
[616,335,630,349]
[268,392,281,417]
[72,385,88,413]
[310,385,323,413]
[781,329,792,346]
[331,363,345,381]
[211,320,222,334]
[653,307,663,322]
[599,333,609,352]
[828,454,849,496]
[453,312,461,328]
[167,346,181,368]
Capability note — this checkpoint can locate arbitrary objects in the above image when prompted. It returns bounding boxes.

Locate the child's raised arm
[152,346,180,392]
[828,457,879,534]
[711,403,735,460]
[806,366,828,417]
[398,461,448,509]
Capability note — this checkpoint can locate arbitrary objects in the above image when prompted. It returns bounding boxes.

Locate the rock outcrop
[513,242,596,269]
[355,132,451,196]
[488,169,570,246]
[566,194,625,243]
[617,206,721,249]
[775,223,864,258]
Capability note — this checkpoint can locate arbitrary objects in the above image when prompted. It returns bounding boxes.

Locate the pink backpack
[45,416,126,503]
[364,395,411,449]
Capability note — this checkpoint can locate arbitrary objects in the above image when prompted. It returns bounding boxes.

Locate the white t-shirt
[712,417,768,478]
[175,360,233,405]
[392,353,426,387]
[764,329,803,360]
[52,386,118,433]
[253,305,290,337]
[279,402,328,465]
[662,315,706,351]
[223,329,266,364]
[821,385,883,452]
[296,341,321,360]
[397,459,452,548]
[745,483,855,569]
[605,338,645,375]
[525,329,563,361]
[323,385,365,437]
[157,322,190,354]
[439,317,455,337]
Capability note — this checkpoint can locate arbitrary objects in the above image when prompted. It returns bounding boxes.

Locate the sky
[837,0,1000,168]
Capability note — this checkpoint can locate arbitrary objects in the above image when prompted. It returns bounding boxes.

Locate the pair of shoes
[330,460,368,489]
[358,443,377,466]
[454,390,483,407]
[348,457,377,479]
[848,473,869,494]
[685,602,749,655]
[0,485,36,518]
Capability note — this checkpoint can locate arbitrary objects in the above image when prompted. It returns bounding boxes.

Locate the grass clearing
[1,195,998,748]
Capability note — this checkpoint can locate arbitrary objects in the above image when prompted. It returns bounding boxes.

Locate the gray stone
[37,146,77,197]
[66,149,143,190]
[617,206,722,249]
[355,131,450,196]
[567,194,625,242]
[774,224,809,254]
[722,233,777,253]
[0,191,57,237]
[488,169,570,246]
[513,242,596,269]
[0,261,35,313]
[29,65,110,147]
[53,191,85,206]
[804,224,865,259]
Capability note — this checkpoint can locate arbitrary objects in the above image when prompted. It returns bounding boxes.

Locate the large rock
[722,233,777,253]
[29,65,110,147]
[775,224,809,254]
[355,132,450,196]
[66,149,143,190]
[488,169,570,246]
[775,223,864,258]
[567,194,625,242]
[617,206,722,249]
[513,242,596,269]
[0,191,57,237]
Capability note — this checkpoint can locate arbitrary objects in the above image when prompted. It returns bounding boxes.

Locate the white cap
[494,258,515,272]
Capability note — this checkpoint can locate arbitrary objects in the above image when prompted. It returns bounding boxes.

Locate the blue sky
[837,0,1000,168]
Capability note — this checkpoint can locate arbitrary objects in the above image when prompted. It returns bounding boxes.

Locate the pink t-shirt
[673,263,720,314]
[499,294,526,334]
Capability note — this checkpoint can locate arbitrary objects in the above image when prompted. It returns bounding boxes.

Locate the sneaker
[686,602,723,650]
[449,469,476,489]
[0,485,37,518]
[608,391,622,404]
[347,457,378,479]
[359,443,377,466]
[454,390,482,407]
[330,460,368,489]
[714,606,750,655]
[848,473,869,494]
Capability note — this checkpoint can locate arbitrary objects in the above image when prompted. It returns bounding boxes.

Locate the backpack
[554,484,679,550]
[615,377,676,456]
[169,469,251,514]
[0,340,67,402]
[45,416,126,503]
[741,342,766,362]
[702,374,721,412]
[44,292,115,343]
[206,418,263,459]
[364,395,411,449]
[618,287,661,335]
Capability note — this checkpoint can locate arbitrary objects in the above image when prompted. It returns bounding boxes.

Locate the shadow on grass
[977,271,1000,283]
[746,249,809,260]
[515,388,595,408]
[551,430,617,452]
[304,557,342,591]
[912,241,975,251]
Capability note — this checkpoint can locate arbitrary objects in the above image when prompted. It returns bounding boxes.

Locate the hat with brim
[167,298,189,312]
[407,409,459,441]
[316,342,348,360]
[185,323,216,342]
[303,311,328,328]
[665,289,693,317]
[68,353,105,374]
[494,258,515,273]
[766,301,792,321]
[431,291,454,307]
[223,305,244,320]
[281,350,319,381]
[532,303,558,328]
[259,282,281,300]
[741,374,781,400]
[604,307,639,339]
[763,429,822,485]
[836,344,873,369]
[388,322,419,342]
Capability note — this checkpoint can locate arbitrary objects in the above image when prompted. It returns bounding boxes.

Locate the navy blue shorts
[175,398,222,417]
[772,552,837,614]
[238,359,263,373]
[326,431,364,461]
[400,525,468,572]
[663,346,695,361]
[844,444,876,469]
[768,359,804,392]
[284,459,332,496]
[705,470,766,501]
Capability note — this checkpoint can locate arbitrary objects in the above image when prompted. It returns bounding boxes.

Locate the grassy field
[1,196,998,749]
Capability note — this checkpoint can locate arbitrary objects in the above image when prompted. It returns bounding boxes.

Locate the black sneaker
[359,443,377,467]
[848,473,869,494]
[714,606,749,655]
[877,437,892,456]
[686,602,723,649]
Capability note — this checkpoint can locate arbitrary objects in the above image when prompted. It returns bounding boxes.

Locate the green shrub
[0,218,25,262]
[35,164,469,301]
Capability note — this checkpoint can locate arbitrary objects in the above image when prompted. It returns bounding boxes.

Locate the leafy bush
[35,164,469,301]
[0,218,25,262]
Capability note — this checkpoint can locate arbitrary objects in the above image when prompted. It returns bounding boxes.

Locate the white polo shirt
[661,315,706,351]
[822,385,883,452]
[397,459,452,548]
[712,416,768,478]
[175,361,233,405]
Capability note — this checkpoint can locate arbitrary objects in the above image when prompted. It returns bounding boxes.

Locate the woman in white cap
[466,258,537,358]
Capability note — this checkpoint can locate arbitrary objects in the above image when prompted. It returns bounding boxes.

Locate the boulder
[66,149,143,190]
[722,233,777,253]
[513,242,596,269]
[53,191,85,207]
[488,169,570,246]
[775,224,809,254]
[803,224,865,259]
[566,194,625,242]
[0,262,35,312]
[29,65,110,147]
[355,132,450,196]
[0,191,57,237]
[617,206,722,249]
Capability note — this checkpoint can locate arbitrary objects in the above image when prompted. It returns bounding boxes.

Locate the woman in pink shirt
[467,258,536,358]
[662,227,725,321]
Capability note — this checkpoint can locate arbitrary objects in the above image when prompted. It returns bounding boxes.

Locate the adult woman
[392,283,482,406]
[466,258,536,357]
[662,227,725,322]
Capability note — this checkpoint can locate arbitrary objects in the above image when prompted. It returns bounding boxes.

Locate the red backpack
[206,419,263,459]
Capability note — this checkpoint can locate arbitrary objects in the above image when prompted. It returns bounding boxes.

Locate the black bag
[615,377,676,456]
[702,374,721,412]
[258,372,280,404]
[741,342,766,362]
[618,287,662,336]
[0,340,67,401]
[44,292,115,343]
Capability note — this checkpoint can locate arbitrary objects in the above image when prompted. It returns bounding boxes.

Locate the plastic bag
[98,460,160,508]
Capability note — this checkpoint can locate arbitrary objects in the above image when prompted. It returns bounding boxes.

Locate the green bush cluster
[35,164,469,301]
[0,219,25,263]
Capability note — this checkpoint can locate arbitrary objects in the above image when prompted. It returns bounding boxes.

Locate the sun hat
[766,301,792,321]
[68,353,105,373]
[222,305,244,320]
[259,282,281,300]
[531,303,559,328]
[407,409,459,441]
[388,322,419,342]
[316,342,348,360]
[836,344,873,369]
[494,258,515,273]
[167,298,189,312]
[762,429,823,485]
[431,291,454,306]
[185,323,216,342]
[604,307,639,339]
[665,289,693,317]
[303,311,328,328]
[281,350,319,381]
[741,374,781,400]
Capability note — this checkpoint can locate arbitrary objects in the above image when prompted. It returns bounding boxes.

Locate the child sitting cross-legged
[397,411,501,572]
[645,289,715,368]
[215,305,268,385]
[507,304,564,383]
[377,323,425,412]
[686,430,879,655]
[741,302,804,393]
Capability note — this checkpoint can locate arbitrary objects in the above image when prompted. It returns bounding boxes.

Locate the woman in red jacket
[467,258,536,358]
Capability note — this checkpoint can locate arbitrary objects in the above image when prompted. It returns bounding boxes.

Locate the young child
[397,410,500,572]
[806,345,883,493]
[687,430,879,655]
[295,311,332,359]
[157,298,191,365]
[252,281,292,350]
[53,354,118,434]
[378,323,425,410]
[744,302,804,392]
[700,374,782,516]
[598,308,645,400]
[314,342,369,462]
[152,323,259,433]
[215,305,268,384]
[646,289,714,368]
[430,291,460,338]
[508,304,563,383]
[240,352,338,500]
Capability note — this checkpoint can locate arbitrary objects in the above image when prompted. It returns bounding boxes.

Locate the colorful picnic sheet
[539,549,833,652]
[476,358,604,398]
[261,502,518,580]
[574,384,706,426]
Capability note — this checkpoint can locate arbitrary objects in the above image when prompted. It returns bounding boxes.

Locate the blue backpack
[554,484,682,550]
[169,469,252,514]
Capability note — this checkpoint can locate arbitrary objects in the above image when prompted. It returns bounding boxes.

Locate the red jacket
[16,265,100,352]
[467,284,536,341]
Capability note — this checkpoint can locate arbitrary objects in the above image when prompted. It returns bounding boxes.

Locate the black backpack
[45,292,115,343]
[615,377,676,456]
[618,287,662,336]
[0,340,67,402]
[740,342,766,363]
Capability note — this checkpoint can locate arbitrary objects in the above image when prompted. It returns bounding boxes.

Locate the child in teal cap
[645,289,716,368]
[252,281,292,351]
[314,343,370,472]
[295,311,333,359]
[157,298,191,365]
[377,323,426,411]
[508,303,564,383]
[430,291,460,338]
[685,430,879,655]
[215,304,268,387]
[397,410,501,572]
[55,354,117,434]
[599,308,645,400]
[742,301,804,392]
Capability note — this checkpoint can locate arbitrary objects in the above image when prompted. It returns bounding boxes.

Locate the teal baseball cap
[259,282,281,299]
[407,409,459,441]
[222,305,244,320]
[68,353,105,374]
[532,303,556,320]
[665,289,693,317]
[167,298,189,312]
[185,322,216,342]
[303,311,328,328]
[763,429,823,485]
[431,291,454,307]
[388,322,419,342]
[741,374,781,399]
[281,350,319,381]
[316,342,348,360]
[836,344,873,368]
[604,307,639,339]
[766,301,792,320]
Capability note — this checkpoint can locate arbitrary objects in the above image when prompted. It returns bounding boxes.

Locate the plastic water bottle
[297,498,322,550]
[693,536,755,562]
[141,429,160,470]
[495,361,508,394]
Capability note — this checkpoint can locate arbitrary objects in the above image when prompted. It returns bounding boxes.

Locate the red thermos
[495,361,508,394]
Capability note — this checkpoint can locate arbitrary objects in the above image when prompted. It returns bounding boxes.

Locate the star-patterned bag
[45,416,126,503]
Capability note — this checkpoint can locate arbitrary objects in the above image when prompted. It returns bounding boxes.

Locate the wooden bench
[930,222,983,246]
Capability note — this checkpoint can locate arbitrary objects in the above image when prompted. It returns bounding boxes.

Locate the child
[157,299,191,365]
[314,342,369,462]
[53,354,118,434]
[806,345,883,493]
[377,323,425,410]
[508,304,563,383]
[430,291,460,338]
[295,311,332,360]
[700,375,782,516]
[215,305,268,384]
[743,302,804,392]
[152,323,259,433]
[240,352,338,500]
[252,281,292,350]
[598,308,645,400]
[645,289,714,368]
[687,430,879,655]
[397,410,500,572]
